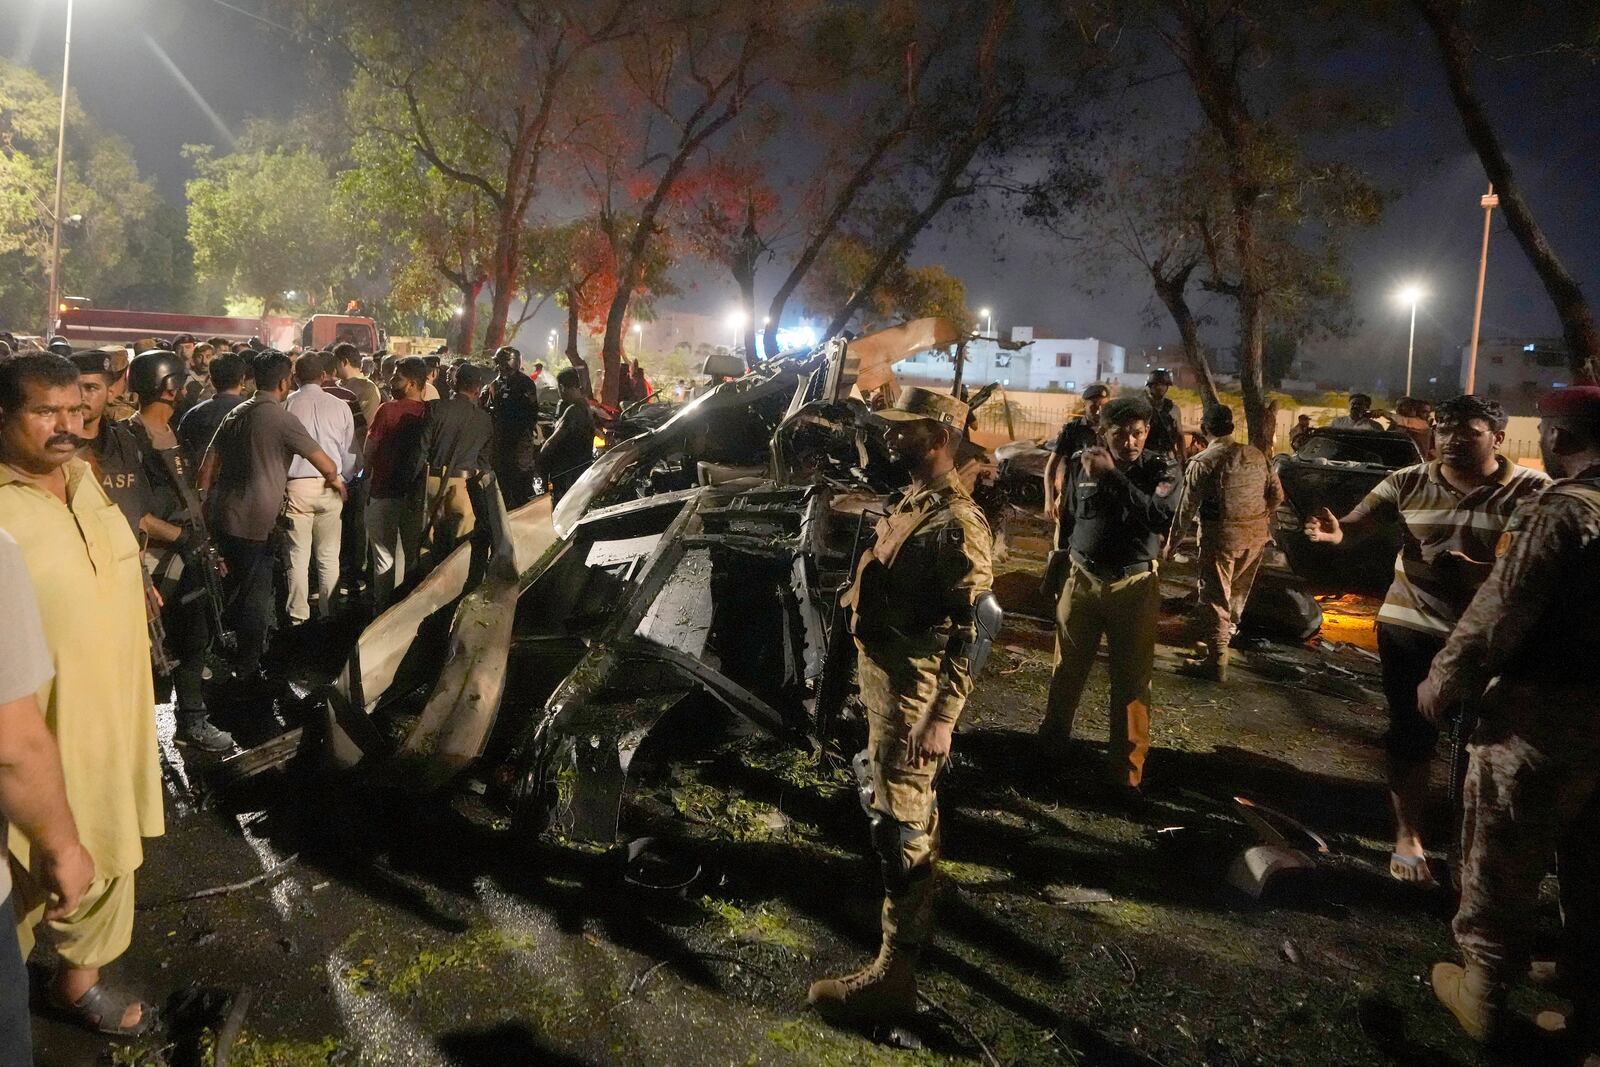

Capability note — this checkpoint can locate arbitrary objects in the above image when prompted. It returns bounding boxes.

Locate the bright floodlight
[725,308,748,329]
[1395,284,1426,306]
[979,307,991,318]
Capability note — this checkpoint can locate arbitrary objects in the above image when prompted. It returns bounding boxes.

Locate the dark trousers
[340,472,370,585]
[0,892,31,1067]
[1376,622,1450,768]
[218,533,275,675]
[160,565,212,713]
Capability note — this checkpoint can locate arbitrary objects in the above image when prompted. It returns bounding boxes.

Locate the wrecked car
[1271,428,1422,595]
[226,319,1012,846]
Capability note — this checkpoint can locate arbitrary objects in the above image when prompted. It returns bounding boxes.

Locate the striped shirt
[1348,458,1549,635]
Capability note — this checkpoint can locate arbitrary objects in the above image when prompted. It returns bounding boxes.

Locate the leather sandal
[49,982,157,1037]
[1389,852,1436,886]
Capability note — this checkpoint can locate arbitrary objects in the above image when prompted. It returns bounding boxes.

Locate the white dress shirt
[285,382,356,479]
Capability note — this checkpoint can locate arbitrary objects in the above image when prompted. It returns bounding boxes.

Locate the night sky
[4,0,1598,391]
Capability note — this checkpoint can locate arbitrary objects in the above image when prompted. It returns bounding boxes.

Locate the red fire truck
[53,307,383,353]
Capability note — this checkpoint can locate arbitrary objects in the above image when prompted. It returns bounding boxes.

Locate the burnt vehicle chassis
[228,325,1002,845]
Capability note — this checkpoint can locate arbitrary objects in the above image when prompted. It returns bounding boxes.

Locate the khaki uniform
[1170,439,1283,657]
[1426,467,1600,1031]
[842,469,993,952]
[1045,450,1179,787]
[0,460,163,969]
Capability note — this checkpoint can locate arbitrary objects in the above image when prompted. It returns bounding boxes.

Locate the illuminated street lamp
[633,321,643,355]
[978,306,993,337]
[44,0,75,334]
[725,307,748,347]
[1395,283,1426,396]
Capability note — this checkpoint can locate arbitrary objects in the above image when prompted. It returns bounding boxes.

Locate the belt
[1070,550,1156,582]
[427,465,482,479]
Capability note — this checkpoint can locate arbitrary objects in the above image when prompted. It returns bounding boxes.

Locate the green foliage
[0,58,160,326]
[185,128,353,313]
[803,233,972,332]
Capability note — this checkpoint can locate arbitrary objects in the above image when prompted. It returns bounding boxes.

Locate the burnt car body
[1271,428,1422,595]
[231,321,1006,845]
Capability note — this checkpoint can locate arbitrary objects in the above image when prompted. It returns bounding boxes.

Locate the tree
[0,58,158,328]
[753,2,956,359]
[186,133,353,314]
[100,201,197,312]
[817,0,1097,342]
[1409,0,1600,381]
[340,128,494,353]
[1076,151,1223,406]
[673,157,780,367]
[1065,0,1382,449]
[804,235,971,331]
[582,0,802,404]
[307,0,641,352]
[524,216,676,391]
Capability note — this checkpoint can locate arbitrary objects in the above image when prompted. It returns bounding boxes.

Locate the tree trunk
[483,222,519,352]
[735,203,761,369]
[762,122,913,356]
[1414,0,1600,381]
[600,104,743,405]
[1152,270,1221,409]
[564,287,591,398]
[454,279,483,355]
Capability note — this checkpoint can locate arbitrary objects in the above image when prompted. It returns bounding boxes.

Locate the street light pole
[1406,295,1419,396]
[1466,183,1498,394]
[44,0,76,337]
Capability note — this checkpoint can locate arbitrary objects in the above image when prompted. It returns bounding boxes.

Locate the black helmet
[1147,367,1173,386]
[127,349,189,402]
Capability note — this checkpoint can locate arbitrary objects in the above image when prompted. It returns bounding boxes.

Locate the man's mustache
[56,434,85,449]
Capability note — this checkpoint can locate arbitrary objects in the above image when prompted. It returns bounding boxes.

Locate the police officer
[1144,368,1184,467]
[1418,385,1600,1050]
[808,387,997,1027]
[421,362,494,556]
[480,346,541,509]
[70,351,149,534]
[1043,383,1109,523]
[1040,395,1179,796]
[1168,403,1283,681]
[536,368,595,502]
[126,351,234,751]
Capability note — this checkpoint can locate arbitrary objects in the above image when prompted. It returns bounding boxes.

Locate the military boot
[1176,650,1228,683]
[807,941,918,1025]
[1432,961,1509,1042]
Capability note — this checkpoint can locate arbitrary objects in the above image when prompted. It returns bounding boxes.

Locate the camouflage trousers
[1454,682,1600,1019]
[1193,540,1265,656]
[856,643,943,951]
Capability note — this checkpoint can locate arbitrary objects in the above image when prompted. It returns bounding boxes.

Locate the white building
[893,326,1126,392]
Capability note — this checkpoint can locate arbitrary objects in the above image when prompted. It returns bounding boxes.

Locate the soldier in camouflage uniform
[808,387,997,1027]
[1418,385,1600,1050]
[1169,403,1283,681]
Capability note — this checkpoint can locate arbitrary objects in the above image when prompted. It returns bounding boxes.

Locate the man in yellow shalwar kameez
[0,353,164,1036]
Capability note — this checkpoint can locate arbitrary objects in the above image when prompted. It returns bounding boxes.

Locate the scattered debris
[211,988,254,1067]
[1041,883,1114,907]
[142,854,300,908]
[1280,939,1303,965]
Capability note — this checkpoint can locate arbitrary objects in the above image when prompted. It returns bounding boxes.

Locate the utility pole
[44,0,76,338]
[1465,183,1498,394]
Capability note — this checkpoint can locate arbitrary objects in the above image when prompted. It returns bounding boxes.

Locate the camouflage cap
[873,385,969,428]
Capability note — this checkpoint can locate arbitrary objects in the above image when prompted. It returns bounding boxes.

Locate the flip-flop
[1388,852,1436,886]
[48,982,157,1037]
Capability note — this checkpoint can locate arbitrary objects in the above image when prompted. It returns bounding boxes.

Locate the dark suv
[1272,428,1423,595]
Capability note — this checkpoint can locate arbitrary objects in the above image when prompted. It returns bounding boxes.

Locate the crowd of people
[0,327,1594,1062]
[0,331,606,1051]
